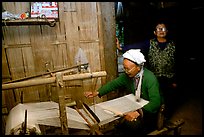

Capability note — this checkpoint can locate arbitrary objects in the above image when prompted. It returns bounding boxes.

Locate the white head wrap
[123,49,146,65]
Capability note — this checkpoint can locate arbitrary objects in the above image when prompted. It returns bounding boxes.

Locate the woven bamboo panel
[2,2,116,105]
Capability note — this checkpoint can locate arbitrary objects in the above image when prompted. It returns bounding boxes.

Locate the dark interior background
[117,2,203,98]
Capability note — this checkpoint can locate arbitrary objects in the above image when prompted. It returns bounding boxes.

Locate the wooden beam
[2,18,57,26]
[74,106,103,135]
[2,71,107,90]
[148,127,168,135]
[3,63,88,84]
[56,72,69,135]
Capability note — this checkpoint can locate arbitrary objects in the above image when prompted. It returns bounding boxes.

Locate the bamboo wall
[2,2,117,134]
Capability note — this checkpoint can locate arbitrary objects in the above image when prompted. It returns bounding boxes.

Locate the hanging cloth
[135,68,144,102]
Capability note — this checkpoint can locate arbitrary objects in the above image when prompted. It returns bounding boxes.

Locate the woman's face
[123,59,140,78]
[154,23,168,38]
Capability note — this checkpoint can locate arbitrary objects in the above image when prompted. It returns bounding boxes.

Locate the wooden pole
[2,71,107,90]
[3,63,88,84]
[74,106,103,135]
[56,72,69,135]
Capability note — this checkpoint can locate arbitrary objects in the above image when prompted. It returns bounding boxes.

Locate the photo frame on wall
[30,2,59,20]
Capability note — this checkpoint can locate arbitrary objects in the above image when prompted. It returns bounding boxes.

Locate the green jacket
[98,68,163,113]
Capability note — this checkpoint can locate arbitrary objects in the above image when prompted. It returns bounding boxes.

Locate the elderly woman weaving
[84,49,163,135]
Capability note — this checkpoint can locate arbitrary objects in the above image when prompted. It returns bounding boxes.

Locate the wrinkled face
[123,58,140,78]
[154,23,168,38]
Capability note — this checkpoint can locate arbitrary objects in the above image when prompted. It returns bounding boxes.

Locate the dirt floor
[170,91,202,135]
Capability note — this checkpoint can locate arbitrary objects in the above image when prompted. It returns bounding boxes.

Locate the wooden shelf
[2,18,57,27]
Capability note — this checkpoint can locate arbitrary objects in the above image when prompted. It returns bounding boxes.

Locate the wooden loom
[2,64,107,135]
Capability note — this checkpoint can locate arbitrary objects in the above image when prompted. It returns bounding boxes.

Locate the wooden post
[157,104,165,130]
[56,72,69,135]
[174,126,182,135]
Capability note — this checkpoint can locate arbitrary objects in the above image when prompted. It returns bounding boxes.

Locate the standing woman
[148,23,177,119]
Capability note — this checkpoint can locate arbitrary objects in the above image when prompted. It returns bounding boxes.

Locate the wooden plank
[2,26,17,45]
[30,25,48,73]
[2,19,56,26]
[2,47,11,83]
[41,24,54,37]
[14,2,29,14]
[66,82,84,108]
[6,47,25,103]
[96,2,106,72]
[3,44,31,49]
[76,2,98,41]
[2,46,17,110]
[148,127,168,135]
[63,2,76,12]
[51,44,69,70]
[12,26,21,45]
[57,2,70,41]
[21,46,34,76]
[99,2,117,81]
[59,44,69,68]
[2,23,9,45]
[32,24,53,101]
[21,47,40,102]
[6,48,25,80]
[18,25,30,45]
[81,43,101,72]
[97,2,118,101]
[2,89,17,111]
[46,7,69,70]
[18,26,30,43]
[63,2,79,67]
[2,2,16,14]
[39,25,56,72]
[2,91,8,112]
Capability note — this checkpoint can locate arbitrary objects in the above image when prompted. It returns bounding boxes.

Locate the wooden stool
[148,104,185,135]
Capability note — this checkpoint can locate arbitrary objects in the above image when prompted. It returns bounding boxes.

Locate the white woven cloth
[135,68,144,102]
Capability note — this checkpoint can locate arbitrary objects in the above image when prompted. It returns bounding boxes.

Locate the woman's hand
[84,91,99,98]
[172,83,177,88]
[124,111,140,122]
[116,37,122,51]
